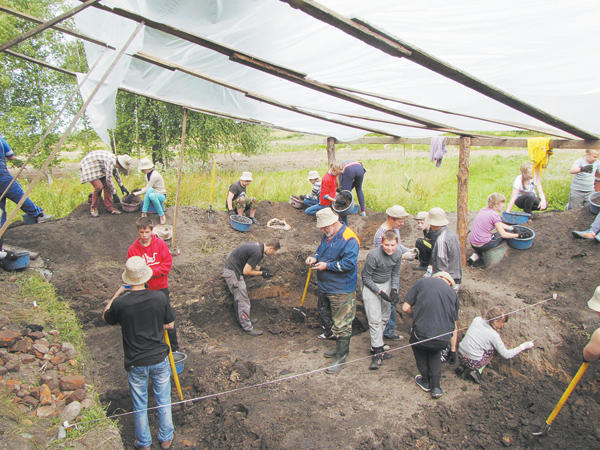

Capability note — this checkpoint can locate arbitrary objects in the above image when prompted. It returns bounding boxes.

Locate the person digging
[305,208,360,374]
[222,239,281,336]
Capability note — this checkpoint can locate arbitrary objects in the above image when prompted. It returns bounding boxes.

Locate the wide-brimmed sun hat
[386,205,410,219]
[316,208,339,228]
[307,170,320,181]
[116,154,134,173]
[138,158,153,171]
[588,286,600,312]
[428,207,449,226]
[415,211,428,221]
[240,171,253,181]
[432,271,455,287]
[122,255,153,286]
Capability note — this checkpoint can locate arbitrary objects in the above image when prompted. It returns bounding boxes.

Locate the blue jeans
[0,173,43,226]
[142,187,166,216]
[127,357,174,447]
[303,197,318,207]
[383,302,397,337]
[305,203,328,216]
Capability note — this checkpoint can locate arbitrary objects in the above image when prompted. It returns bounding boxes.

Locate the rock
[60,375,85,391]
[41,373,59,390]
[81,398,93,409]
[20,433,33,440]
[0,366,6,375]
[9,337,33,353]
[50,352,66,365]
[39,384,52,406]
[61,401,82,422]
[0,330,21,348]
[229,371,240,383]
[5,379,20,391]
[65,389,86,405]
[21,354,36,364]
[36,405,56,418]
[22,395,39,407]
[180,439,195,447]
[28,331,46,341]
[501,435,512,447]
[68,359,78,367]
[32,342,49,358]
[48,330,60,336]
[5,357,20,372]
[61,342,76,359]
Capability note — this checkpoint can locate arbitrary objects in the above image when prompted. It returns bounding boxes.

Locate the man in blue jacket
[305,208,360,374]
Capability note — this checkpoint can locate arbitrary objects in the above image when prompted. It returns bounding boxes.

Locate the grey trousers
[566,189,591,210]
[362,280,391,348]
[222,268,253,331]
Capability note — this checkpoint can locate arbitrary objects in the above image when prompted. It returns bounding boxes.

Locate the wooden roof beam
[345,136,600,149]
[282,0,598,141]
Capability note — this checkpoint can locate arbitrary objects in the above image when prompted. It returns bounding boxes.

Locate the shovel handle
[300,268,312,307]
[545,362,589,426]
[209,160,217,205]
[164,329,184,401]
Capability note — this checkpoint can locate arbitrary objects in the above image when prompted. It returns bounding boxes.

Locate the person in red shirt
[111,217,178,350]
[305,162,343,216]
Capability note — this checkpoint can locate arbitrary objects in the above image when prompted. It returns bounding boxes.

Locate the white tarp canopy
[71,0,600,145]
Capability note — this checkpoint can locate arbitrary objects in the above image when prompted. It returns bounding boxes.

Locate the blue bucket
[230,215,252,232]
[507,225,535,250]
[170,351,187,375]
[502,211,531,225]
[22,214,37,225]
[589,192,600,215]
[1,251,30,271]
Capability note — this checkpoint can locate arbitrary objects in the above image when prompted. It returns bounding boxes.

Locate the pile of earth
[5,201,600,448]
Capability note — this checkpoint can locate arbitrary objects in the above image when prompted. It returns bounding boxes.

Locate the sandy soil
[4,201,600,449]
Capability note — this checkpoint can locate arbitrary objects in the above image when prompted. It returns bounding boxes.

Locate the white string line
[69,294,557,428]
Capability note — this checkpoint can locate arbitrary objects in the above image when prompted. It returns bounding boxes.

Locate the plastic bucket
[502,211,531,225]
[331,190,355,214]
[589,192,600,215]
[289,195,304,209]
[507,225,535,250]
[170,351,187,375]
[1,251,30,271]
[230,214,252,232]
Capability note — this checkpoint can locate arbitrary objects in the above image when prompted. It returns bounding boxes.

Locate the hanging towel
[527,137,553,177]
[430,136,447,167]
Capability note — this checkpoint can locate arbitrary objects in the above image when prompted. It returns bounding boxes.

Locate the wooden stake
[171,108,188,251]
[327,136,336,166]
[457,136,471,267]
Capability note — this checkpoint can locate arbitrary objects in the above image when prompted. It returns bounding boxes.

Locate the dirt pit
[6,202,600,448]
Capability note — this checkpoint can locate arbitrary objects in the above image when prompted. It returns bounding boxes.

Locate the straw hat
[428,207,449,226]
[307,170,320,181]
[588,286,600,312]
[138,158,153,171]
[240,171,253,181]
[386,205,410,219]
[121,256,152,286]
[415,211,428,221]
[316,208,339,228]
[116,154,133,173]
[432,271,455,288]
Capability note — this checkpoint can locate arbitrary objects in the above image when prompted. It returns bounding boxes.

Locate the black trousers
[317,292,333,336]
[415,237,433,266]
[410,330,448,389]
[159,287,179,351]
[515,192,540,214]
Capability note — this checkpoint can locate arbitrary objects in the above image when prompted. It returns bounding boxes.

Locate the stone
[39,384,52,406]
[9,337,33,353]
[5,357,19,372]
[501,435,512,447]
[5,379,20,391]
[0,366,6,376]
[180,439,195,447]
[61,342,76,359]
[28,331,46,341]
[21,354,36,364]
[22,395,39,407]
[32,343,49,358]
[68,359,78,367]
[60,375,85,391]
[48,330,60,336]
[51,352,66,365]
[81,398,93,409]
[36,405,56,418]
[41,373,59,390]
[61,401,82,422]
[0,330,21,348]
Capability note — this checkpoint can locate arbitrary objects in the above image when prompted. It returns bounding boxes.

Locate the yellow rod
[164,329,184,401]
[300,269,312,307]
[545,362,589,425]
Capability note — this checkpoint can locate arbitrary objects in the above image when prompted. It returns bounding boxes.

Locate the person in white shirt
[506,161,547,214]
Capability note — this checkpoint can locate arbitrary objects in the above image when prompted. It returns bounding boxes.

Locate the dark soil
[5,202,600,449]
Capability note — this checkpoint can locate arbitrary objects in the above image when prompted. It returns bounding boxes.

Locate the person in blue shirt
[0,137,52,227]
[305,207,360,374]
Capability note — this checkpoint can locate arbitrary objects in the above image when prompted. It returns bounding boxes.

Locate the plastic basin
[1,251,30,271]
[507,225,535,250]
[289,195,304,209]
[332,190,355,214]
[230,214,252,232]
[589,192,600,215]
[502,211,531,225]
[170,351,187,375]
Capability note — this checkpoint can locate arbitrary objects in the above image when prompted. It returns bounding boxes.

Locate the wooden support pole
[171,108,188,251]
[457,136,471,267]
[326,137,336,166]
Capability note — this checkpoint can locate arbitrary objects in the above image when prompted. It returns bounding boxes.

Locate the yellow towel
[527,137,553,177]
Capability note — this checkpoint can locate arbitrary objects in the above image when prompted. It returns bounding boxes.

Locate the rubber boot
[324,344,337,358]
[369,346,384,370]
[325,337,350,374]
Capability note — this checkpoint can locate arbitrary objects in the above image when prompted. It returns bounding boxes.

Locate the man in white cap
[427,207,462,290]
[103,256,175,450]
[306,208,360,374]
[583,287,600,362]
[402,271,459,399]
[373,205,417,341]
[226,171,258,225]
[300,170,321,207]
[79,150,133,217]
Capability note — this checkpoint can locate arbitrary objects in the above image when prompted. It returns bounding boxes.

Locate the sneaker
[245,328,263,336]
[251,217,260,225]
[90,208,99,218]
[36,213,53,223]
[159,215,166,224]
[160,436,174,449]
[572,229,595,239]
[110,209,122,215]
[318,332,335,340]
[415,375,431,392]
[431,387,443,399]
[467,369,483,385]
[384,334,403,341]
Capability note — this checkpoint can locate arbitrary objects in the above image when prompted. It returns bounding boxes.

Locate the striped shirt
[79,150,123,194]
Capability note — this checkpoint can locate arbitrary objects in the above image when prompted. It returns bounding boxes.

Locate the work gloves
[519,341,534,352]
[112,193,120,205]
[120,185,129,196]
[390,289,399,305]
[379,290,391,303]
[517,230,529,239]
[581,164,594,173]
[261,268,273,279]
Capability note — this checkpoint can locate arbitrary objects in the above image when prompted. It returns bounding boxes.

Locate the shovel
[292,268,312,322]
[532,362,589,436]
[208,160,216,223]
[164,329,184,402]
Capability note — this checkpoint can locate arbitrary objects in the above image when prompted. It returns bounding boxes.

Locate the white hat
[588,286,600,312]
[386,205,410,219]
[316,208,339,228]
[138,158,153,171]
[122,256,152,286]
[415,211,428,221]
[116,154,133,173]
[308,170,320,181]
[432,271,455,287]
[428,207,449,226]
[240,171,253,181]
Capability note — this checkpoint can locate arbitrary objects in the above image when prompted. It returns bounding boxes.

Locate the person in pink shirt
[468,193,520,265]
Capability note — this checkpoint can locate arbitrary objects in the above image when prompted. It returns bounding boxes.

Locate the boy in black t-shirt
[226,171,259,224]
[222,239,280,336]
